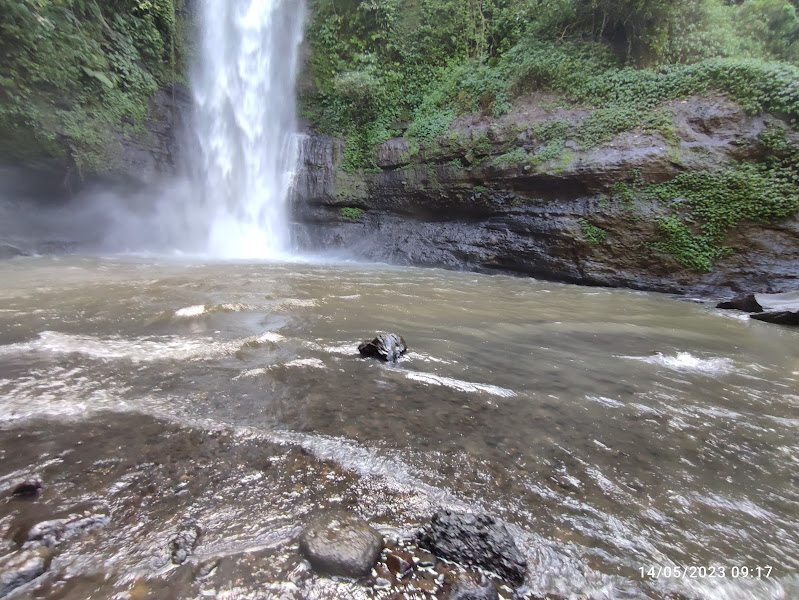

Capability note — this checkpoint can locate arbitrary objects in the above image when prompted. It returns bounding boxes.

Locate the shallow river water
[0,256,797,600]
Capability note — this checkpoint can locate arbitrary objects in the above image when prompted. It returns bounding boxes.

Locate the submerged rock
[170,520,202,565]
[299,511,384,578]
[25,514,108,548]
[418,510,526,587]
[358,333,407,362]
[449,572,499,600]
[0,550,47,597]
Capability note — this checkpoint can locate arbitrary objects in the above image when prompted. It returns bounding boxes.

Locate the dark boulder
[750,291,799,325]
[11,478,42,498]
[299,511,384,578]
[716,294,763,312]
[0,550,47,597]
[751,311,799,326]
[418,510,526,587]
[358,333,407,362]
[449,572,499,600]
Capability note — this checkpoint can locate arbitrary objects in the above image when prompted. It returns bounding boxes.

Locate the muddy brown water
[0,256,797,599]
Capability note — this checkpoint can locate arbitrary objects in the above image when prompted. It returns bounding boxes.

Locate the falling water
[192,0,305,258]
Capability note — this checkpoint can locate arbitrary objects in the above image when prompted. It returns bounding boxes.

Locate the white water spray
[192,0,305,258]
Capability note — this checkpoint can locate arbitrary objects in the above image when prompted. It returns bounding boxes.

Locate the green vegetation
[0,0,189,173]
[304,0,799,167]
[578,219,607,245]
[606,130,799,270]
[340,206,365,219]
[304,0,799,271]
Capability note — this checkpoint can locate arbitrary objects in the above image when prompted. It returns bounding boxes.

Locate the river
[0,255,797,599]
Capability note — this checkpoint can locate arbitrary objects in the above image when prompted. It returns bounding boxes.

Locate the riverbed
[0,256,797,599]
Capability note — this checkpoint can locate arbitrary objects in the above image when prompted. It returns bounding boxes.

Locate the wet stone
[418,510,526,587]
[448,572,499,600]
[170,520,202,565]
[358,333,407,362]
[25,514,109,548]
[299,511,384,578]
[11,478,42,498]
[0,550,48,597]
[386,550,414,578]
[716,294,763,313]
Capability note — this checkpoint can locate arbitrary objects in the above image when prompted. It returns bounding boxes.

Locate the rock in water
[0,550,47,597]
[449,572,499,600]
[11,478,42,498]
[418,510,526,586]
[299,512,384,578]
[750,291,799,326]
[358,333,407,362]
[170,520,202,565]
[751,311,799,326]
[716,294,763,312]
[26,514,108,548]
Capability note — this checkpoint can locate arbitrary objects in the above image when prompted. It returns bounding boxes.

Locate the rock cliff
[292,95,799,296]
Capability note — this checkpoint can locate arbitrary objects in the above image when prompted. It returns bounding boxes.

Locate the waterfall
[192,0,305,259]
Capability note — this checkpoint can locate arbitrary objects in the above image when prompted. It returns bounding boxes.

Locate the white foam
[403,371,516,398]
[284,358,326,369]
[0,330,283,363]
[252,332,284,344]
[623,352,735,375]
[586,395,624,408]
[175,305,207,317]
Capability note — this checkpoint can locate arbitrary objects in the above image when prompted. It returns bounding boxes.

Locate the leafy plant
[340,206,365,219]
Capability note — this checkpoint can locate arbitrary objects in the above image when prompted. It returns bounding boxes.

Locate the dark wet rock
[11,478,42,498]
[418,510,526,587]
[717,294,763,312]
[751,310,799,326]
[0,550,47,597]
[299,511,384,578]
[358,333,407,362]
[170,520,202,565]
[292,98,799,297]
[0,244,26,260]
[25,514,109,548]
[747,291,799,325]
[386,550,413,578]
[448,572,499,600]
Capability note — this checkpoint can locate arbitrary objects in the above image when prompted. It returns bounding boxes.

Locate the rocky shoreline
[0,414,557,600]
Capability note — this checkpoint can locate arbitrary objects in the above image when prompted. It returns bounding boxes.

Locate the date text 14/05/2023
[641,566,774,580]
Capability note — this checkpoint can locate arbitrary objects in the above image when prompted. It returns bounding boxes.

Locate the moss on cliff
[0,0,190,175]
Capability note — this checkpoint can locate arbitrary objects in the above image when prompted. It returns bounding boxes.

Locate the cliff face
[292,96,799,296]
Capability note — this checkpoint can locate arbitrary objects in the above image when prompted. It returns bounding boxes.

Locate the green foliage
[340,206,365,219]
[533,119,570,142]
[578,219,607,245]
[304,0,799,171]
[644,132,799,270]
[492,147,527,166]
[0,0,187,173]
